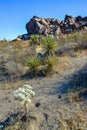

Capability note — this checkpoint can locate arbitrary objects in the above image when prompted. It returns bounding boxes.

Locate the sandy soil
[0,52,87,129]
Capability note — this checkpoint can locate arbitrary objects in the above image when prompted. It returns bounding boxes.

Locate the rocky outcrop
[17,15,87,40]
[18,34,30,40]
[26,16,61,36]
[60,15,87,33]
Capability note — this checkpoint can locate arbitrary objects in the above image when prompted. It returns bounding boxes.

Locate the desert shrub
[56,31,87,56]
[26,56,41,77]
[67,91,82,103]
[42,36,58,56]
[29,34,43,45]
[65,31,87,51]
[56,43,74,56]
[65,32,80,43]
[77,33,87,50]
[44,56,57,75]
[3,61,24,81]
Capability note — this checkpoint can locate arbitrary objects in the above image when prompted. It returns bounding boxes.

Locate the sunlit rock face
[26,16,61,36]
[17,15,87,40]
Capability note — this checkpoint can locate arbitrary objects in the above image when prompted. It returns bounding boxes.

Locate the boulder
[41,18,48,26]
[53,27,61,35]
[76,16,84,22]
[36,21,46,34]
[26,17,46,35]
[16,15,87,40]
[60,15,76,33]
[26,16,60,36]
[84,17,87,21]
[65,15,76,22]
[53,19,60,26]
[17,34,30,40]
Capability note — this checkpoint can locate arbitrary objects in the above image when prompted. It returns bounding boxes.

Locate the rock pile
[60,15,87,33]
[17,15,87,40]
[26,16,61,36]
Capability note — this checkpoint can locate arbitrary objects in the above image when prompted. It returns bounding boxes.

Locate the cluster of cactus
[13,84,35,105]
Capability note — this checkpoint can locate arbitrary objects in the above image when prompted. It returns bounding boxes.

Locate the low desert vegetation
[0,30,87,80]
[0,30,87,130]
[26,36,59,77]
[4,101,87,130]
[29,34,44,45]
[0,31,87,80]
[45,56,58,75]
[42,36,58,56]
[26,56,41,77]
[57,103,87,130]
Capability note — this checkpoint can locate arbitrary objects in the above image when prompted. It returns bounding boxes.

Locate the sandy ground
[0,52,87,129]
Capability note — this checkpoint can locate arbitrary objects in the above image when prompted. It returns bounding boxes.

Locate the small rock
[58,94,62,99]
[35,102,41,108]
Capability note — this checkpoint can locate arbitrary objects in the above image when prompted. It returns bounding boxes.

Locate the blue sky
[0,0,87,40]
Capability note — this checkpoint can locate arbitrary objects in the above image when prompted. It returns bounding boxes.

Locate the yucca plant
[45,56,57,75]
[42,36,58,56]
[29,34,42,45]
[26,56,41,77]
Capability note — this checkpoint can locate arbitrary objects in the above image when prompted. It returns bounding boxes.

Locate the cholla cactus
[13,84,35,106]
[13,85,35,128]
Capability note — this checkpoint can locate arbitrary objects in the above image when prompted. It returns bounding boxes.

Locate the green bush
[45,56,57,75]
[29,35,43,45]
[26,56,41,76]
[42,36,58,56]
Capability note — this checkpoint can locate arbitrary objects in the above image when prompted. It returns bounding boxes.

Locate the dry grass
[0,33,87,129]
[4,102,87,130]
[0,80,26,89]
[57,103,87,130]
[0,31,87,78]
[67,91,83,103]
